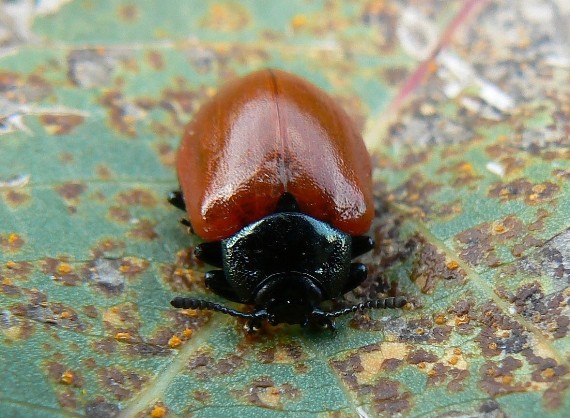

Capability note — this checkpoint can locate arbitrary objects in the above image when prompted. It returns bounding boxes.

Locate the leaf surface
[1,1,569,417]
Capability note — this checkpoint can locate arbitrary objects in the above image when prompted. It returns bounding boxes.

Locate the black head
[254,272,323,326]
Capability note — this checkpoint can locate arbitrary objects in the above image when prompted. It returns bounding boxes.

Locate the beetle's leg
[342,263,368,293]
[351,235,374,258]
[204,270,243,303]
[168,190,186,211]
[195,242,223,267]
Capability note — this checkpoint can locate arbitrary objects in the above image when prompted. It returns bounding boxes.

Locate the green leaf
[1,1,569,417]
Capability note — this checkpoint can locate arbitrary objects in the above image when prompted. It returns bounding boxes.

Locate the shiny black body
[169,192,406,329]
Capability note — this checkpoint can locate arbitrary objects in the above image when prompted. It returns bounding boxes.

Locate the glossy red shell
[176,69,373,241]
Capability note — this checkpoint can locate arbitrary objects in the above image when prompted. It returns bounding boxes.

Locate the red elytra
[176,69,373,241]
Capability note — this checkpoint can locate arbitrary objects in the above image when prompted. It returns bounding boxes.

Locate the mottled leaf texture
[1,1,569,417]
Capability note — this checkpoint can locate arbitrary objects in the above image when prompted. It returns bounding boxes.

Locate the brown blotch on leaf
[128,219,159,240]
[91,239,126,258]
[193,389,211,404]
[85,398,119,418]
[488,178,559,205]
[98,367,147,401]
[457,213,547,266]
[3,260,32,279]
[40,114,85,135]
[200,3,251,32]
[96,165,113,179]
[99,90,138,137]
[397,315,454,344]
[83,305,98,318]
[187,351,250,381]
[108,206,131,223]
[543,380,570,410]
[361,2,399,53]
[118,4,139,22]
[411,240,466,295]
[330,352,363,390]
[437,161,483,188]
[528,208,549,231]
[162,247,204,292]
[41,257,81,286]
[256,342,305,365]
[510,283,569,339]
[369,379,411,415]
[126,342,171,357]
[477,303,529,356]
[147,50,165,70]
[57,391,77,409]
[92,338,117,355]
[3,190,30,207]
[46,362,84,388]
[480,357,525,397]
[407,349,438,364]
[117,189,156,207]
[156,142,177,166]
[427,362,470,392]
[381,66,410,86]
[56,182,86,200]
[15,296,85,332]
[232,377,299,409]
[0,233,24,251]
[392,172,442,218]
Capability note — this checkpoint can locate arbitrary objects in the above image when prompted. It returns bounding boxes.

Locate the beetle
[169,69,406,330]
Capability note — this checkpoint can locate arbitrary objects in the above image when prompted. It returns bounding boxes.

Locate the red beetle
[169,69,405,330]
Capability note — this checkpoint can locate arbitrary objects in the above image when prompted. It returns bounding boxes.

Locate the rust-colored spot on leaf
[480,357,526,397]
[128,219,159,240]
[412,240,466,294]
[56,182,86,200]
[118,3,139,22]
[108,206,131,223]
[150,404,167,418]
[147,50,165,70]
[168,335,182,348]
[117,189,156,207]
[201,3,251,32]
[40,114,85,135]
[98,366,147,401]
[42,257,81,286]
[489,178,560,204]
[3,190,30,207]
[0,233,24,252]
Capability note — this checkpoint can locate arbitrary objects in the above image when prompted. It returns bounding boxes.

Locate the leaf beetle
[169,69,406,330]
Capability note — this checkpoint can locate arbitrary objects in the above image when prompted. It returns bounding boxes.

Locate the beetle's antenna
[324,296,407,318]
[171,297,254,319]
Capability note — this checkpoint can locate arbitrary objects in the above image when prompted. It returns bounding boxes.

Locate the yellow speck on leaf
[150,405,166,418]
[115,332,132,342]
[61,371,74,385]
[168,335,182,348]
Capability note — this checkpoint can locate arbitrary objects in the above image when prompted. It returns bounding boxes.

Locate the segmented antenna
[323,296,407,319]
[170,297,254,320]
